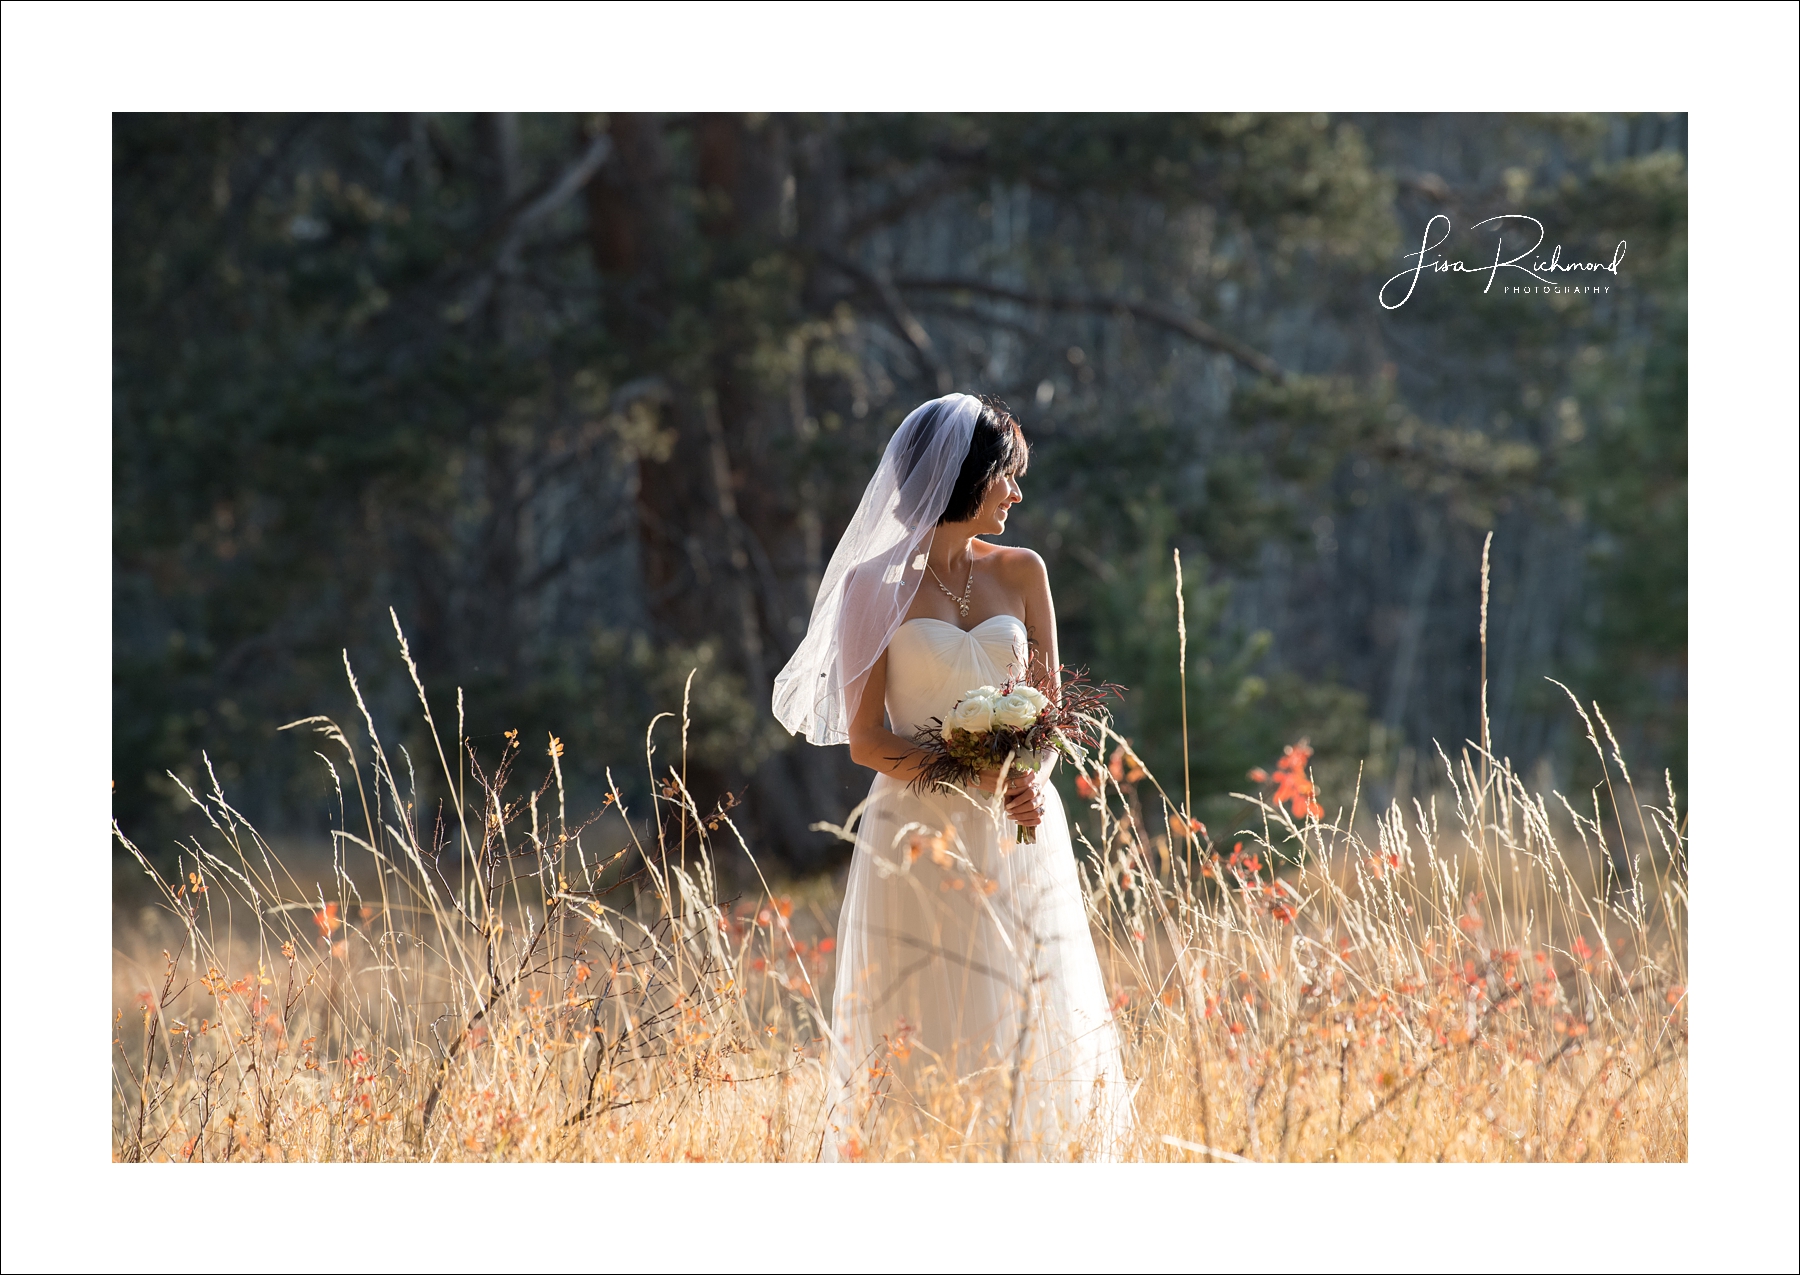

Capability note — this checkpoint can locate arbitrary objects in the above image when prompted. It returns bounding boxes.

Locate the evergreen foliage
[112,113,1686,867]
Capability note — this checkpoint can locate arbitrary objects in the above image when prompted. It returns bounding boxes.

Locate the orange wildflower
[1255,740,1323,820]
[1108,745,1145,785]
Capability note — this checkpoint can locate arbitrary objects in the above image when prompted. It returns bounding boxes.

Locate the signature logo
[1380,215,1627,309]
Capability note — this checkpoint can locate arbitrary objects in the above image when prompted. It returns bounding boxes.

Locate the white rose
[991,691,1040,729]
[944,692,995,737]
[1013,686,1050,713]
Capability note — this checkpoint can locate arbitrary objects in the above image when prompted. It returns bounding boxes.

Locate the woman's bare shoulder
[981,543,1048,584]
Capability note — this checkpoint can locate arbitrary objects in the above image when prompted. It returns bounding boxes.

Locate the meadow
[112,612,1687,1164]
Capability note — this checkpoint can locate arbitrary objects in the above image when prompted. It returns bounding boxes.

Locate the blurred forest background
[113,112,1687,871]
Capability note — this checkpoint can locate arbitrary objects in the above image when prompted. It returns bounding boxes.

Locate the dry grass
[112,615,1686,1163]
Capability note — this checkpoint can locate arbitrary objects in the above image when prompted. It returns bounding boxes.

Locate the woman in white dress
[773,392,1133,1161]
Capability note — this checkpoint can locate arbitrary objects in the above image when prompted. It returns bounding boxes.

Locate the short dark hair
[939,396,1028,524]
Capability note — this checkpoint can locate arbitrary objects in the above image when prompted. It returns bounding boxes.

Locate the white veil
[772,392,981,745]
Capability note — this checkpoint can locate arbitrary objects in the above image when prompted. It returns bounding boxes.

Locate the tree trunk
[585,113,863,871]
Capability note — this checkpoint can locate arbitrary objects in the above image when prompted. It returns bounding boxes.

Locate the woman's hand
[977,767,1045,827]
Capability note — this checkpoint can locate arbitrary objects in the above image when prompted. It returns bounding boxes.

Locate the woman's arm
[1014,549,1061,784]
[1014,548,1060,692]
[845,651,928,783]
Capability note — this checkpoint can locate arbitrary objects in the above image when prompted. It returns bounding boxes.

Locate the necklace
[927,554,976,618]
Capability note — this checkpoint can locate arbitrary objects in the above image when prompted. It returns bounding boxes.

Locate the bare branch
[509,134,614,245]
[892,275,1287,382]
[458,134,615,317]
[820,253,954,392]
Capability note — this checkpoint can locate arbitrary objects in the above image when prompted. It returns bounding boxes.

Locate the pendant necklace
[927,552,976,618]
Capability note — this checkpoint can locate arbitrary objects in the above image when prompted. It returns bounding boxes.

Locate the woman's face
[972,468,1023,536]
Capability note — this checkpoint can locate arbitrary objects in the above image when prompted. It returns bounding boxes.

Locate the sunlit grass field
[112,616,1686,1163]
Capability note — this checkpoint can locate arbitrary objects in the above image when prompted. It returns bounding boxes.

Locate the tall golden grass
[112,600,1686,1163]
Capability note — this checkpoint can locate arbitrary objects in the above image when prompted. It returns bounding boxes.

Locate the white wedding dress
[818,613,1134,1161]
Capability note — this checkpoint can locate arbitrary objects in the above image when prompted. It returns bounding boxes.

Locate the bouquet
[907,666,1121,843]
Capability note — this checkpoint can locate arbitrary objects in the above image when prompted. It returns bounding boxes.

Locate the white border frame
[4,3,1794,1271]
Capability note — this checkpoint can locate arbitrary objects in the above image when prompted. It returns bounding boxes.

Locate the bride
[773,392,1134,1161]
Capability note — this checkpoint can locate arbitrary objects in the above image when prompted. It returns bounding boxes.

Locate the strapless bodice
[883,613,1028,736]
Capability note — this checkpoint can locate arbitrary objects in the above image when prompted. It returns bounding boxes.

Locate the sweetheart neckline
[899,613,1025,637]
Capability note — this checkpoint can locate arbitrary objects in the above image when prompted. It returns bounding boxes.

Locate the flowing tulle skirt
[818,773,1133,1161]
